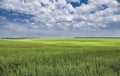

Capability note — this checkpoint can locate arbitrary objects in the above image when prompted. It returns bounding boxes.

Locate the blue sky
[0,0,120,38]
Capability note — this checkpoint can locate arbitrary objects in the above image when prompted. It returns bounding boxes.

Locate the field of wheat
[0,38,120,76]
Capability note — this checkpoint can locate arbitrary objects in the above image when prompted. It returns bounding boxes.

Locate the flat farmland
[0,38,120,76]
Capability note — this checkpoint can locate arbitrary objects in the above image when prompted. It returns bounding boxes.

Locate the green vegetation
[0,38,120,76]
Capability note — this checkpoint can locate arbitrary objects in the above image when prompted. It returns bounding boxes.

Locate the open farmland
[0,38,120,76]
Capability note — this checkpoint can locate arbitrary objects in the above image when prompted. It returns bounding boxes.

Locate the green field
[0,38,120,76]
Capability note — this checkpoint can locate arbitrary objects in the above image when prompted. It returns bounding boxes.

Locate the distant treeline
[75,37,120,38]
[0,37,39,39]
[0,37,120,39]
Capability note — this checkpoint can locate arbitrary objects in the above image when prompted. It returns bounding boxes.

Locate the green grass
[0,38,120,76]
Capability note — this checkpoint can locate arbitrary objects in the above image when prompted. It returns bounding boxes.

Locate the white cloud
[0,0,120,30]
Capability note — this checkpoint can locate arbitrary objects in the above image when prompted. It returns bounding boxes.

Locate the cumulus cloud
[0,0,120,31]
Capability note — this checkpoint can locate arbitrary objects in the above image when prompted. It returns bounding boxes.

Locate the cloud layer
[0,0,120,37]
